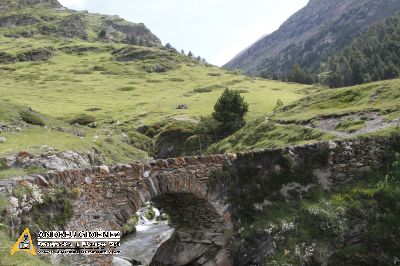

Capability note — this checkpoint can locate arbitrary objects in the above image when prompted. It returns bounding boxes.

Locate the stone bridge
[1,134,399,265]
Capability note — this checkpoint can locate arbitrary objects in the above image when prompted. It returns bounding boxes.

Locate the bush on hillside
[212,88,249,138]
[69,114,96,125]
[19,110,45,126]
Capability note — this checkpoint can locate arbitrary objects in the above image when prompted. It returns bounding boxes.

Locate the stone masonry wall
[0,154,236,265]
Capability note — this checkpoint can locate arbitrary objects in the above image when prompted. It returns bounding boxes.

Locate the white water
[116,204,174,265]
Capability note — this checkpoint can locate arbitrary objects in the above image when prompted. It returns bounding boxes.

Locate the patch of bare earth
[306,112,400,137]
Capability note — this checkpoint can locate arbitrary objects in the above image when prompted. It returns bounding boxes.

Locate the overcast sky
[58,0,309,66]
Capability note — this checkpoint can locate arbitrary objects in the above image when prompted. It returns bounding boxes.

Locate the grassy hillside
[209,79,400,154]
[0,39,312,125]
[0,0,317,163]
[0,0,161,46]
[273,79,400,123]
[0,100,148,169]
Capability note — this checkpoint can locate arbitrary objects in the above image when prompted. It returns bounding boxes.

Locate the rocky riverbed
[113,205,174,266]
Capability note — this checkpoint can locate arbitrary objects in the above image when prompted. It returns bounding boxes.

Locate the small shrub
[212,88,249,138]
[0,159,8,170]
[145,205,155,220]
[194,87,213,93]
[69,114,96,125]
[157,212,170,221]
[274,99,284,111]
[69,187,81,200]
[117,87,136,91]
[32,187,74,230]
[0,195,7,215]
[104,137,114,144]
[194,85,224,93]
[170,77,185,82]
[126,130,153,152]
[208,72,221,77]
[72,69,93,75]
[121,214,138,235]
[306,201,348,238]
[92,65,106,71]
[146,79,162,83]
[85,107,102,112]
[19,110,45,126]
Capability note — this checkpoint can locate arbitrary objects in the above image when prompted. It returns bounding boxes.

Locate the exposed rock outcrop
[58,14,88,39]
[104,19,161,47]
[0,15,39,27]
[17,47,54,62]
[2,147,104,171]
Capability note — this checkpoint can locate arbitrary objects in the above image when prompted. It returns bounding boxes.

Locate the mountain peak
[1,0,62,10]
[224,0,400,76]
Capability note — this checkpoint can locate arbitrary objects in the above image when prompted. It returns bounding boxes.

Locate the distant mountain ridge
[0,0,162,47]
[224,0,400,77]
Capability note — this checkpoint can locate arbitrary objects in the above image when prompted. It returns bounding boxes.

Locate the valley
[0,0,399,265]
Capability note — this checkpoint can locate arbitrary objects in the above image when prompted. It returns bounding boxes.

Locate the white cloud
[58,0,88,9]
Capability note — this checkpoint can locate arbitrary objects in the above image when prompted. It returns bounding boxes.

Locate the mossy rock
[69,114,96,125]
[145,206,156,220]
[19,110,45,126]
[121,214,138,235]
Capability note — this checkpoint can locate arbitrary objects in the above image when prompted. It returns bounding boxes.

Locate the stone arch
[28,154,235,265]
[129,159,234,265]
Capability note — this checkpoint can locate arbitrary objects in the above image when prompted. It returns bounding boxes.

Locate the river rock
[112,256,132,266]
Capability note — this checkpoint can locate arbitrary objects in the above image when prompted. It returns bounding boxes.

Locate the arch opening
[116,192,230,266]
[150,192,231,266]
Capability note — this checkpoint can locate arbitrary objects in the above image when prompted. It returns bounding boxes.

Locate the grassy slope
[273,79,400,123]
[0,100,147,166]
[0,36,315,162]
[208,118,334,153]
[0,37,311,125]
[209,79,400,153]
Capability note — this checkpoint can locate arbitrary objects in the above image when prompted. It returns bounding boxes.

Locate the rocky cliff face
[224,0,400,76]
[0,0,162,47]
[0,0,62,10]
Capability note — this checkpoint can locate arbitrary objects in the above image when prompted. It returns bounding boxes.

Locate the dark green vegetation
[326,13,400,87]
[230,154,400,265]
[211,133,400,265]
[69,114,96,125]
[193,88,250,148]
[32,187,74,231]
[225,0,400,87]
[19,109,45,126]
[0,184,76,265]
[121,214,139,235]
[211,89,249,138]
